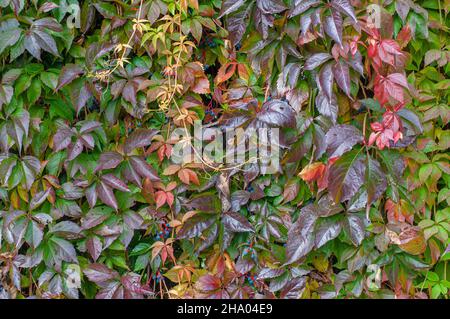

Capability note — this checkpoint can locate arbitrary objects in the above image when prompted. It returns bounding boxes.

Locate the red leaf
[374,73,409,105]
[196,274,221,292]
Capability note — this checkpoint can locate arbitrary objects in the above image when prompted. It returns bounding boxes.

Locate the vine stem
[161,7,266,173]
[101,0,145,80]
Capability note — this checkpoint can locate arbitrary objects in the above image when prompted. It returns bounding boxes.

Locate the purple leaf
[325,124,363,158]
[226,8,249,44]
[96,151,123,171]
[85,184,98,208]
[257,0,287,14]
[72,83,92,115]
[304,52,332,70]
[316,92,338,123]
[344,214,365,246]
[198,224,219,252]
[81,207,112,229]
[280,277,307,299]
[29,189,51,210]
[177,213,217,239]
[111,79,127,99]
[123,210,144,230]
[53,127,74,152]
[124,129,158,154]
[284,207,318,265]
[32,30,59,56]
[33,17,63,32]
[79,134,95,149]
[96,181,118,211]
[79,121,101,134]
[331,0,358,23]
[222,211,254,233]
[328,150,365,203]
[346,51,364,77]
[87,236,103,262]
[366,157,387,206]
[231,190,251,212]
[51,237,78,263]
[395,0,410,22]
[101,174,130,192]
[316,195,344,217]
[315,218,342,248]
[219,0,246,18]
[38,2,59,13]
[84,263,119,283]
[288,0,321,18]
[24,33,42,60]
[257,267,285,280]
[129,156,160,181]
[324,11,343,46]
[318,62,334,101]
[26,221,44,249]
[123,161,143,187]
[67,138,84,161]
[257,99,296,128]
[122,82,137,105]
[285,229,314,265]
[332,59,351,98]
[56,64,84,91]
[269,272,290,292]
[50,221,82,239]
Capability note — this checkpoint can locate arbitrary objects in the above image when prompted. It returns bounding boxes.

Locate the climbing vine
[0,0,448,299]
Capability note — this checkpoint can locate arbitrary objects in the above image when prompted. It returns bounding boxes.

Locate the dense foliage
[0,0,448,299]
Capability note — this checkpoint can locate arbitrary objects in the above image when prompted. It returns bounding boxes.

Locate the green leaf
[40,71,58,90]
[27,78,41,105]
[0,23,21,55]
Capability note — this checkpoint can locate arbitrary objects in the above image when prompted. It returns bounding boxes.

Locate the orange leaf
[192,77,210,94]
[157,146,165,162]
[385,199,414,224]
[164,164,181,175]
[166,181,177,192]
[178,168,191,185]
[215,62,236,85]
[237,64,249,81]
[189,0,199,10]
[299,162,326,182]
[166,192,175,207]
[155,191,167,209]
[187,169,200,185]
[151,241,164,261]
